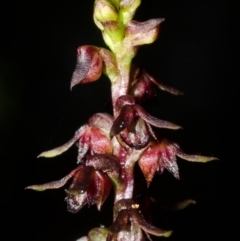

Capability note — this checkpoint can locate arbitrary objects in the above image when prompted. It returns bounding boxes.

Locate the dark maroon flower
[37,113,113,163]
[26,154,122,212]
[110,95,181,149]
[138,139,218,186]
[65,163,113,213]
[107,199,172,240]
[130,67,184,102]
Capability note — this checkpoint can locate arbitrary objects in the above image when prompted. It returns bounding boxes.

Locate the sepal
[70,45,103,89]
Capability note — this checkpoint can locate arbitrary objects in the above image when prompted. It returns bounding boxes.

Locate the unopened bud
[70,45,103,89]
[94,0,118,30]
[120,0,141,24]
[125,18,164,46]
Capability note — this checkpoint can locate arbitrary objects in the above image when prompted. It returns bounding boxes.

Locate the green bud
[94,0,118,30]
[120,0,141,24]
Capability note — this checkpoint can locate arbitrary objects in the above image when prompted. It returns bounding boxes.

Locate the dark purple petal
[110,105,137,139]
[145,122,158,140]
[130,68,156,102]
[87,171,112,210]
[135,105,182,130]
[86,154,121,180]
[145,71,184,96]
[131,209,172,237]
[130,67,183,102]
[96,172,112,210]
[66,165,94,194]
[109,209,130,233]
[119,118,150,149]
[115,95,135,113]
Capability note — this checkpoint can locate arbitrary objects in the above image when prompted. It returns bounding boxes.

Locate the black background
[1,0,237,240]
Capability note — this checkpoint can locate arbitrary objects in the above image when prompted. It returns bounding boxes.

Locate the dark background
[1,0,237,240]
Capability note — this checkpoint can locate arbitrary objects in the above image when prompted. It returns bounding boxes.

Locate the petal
[88,112,113,133]
[130,67,183,102]
[109,209,130,233]
[160,154,179,179]
[95,172,112,210]
[145,122,158,140]
[176,150,218,163]
[86,171,103,206]
[115,95,135,114]
[135,105,182,130]
[86,154,121,181]
[119,118,150,149]
[145,70,184,96]
[159,140,180,179]
[90,127,113,155]
[77,114,113,163]
[138,145,159,187]
[37,126,87,158]
[70,45,103,89]
[87,171,112,210]
[161,155,180,179]
[66,165,94,194]
[162,199,196,211]
[130,68,156,102]
[25,166,80,191]
[131,209,172,237]
[37,137,76,158]
[110,105,137,139]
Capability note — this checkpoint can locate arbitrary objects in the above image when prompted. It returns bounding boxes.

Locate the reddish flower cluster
[26,1,218,239]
